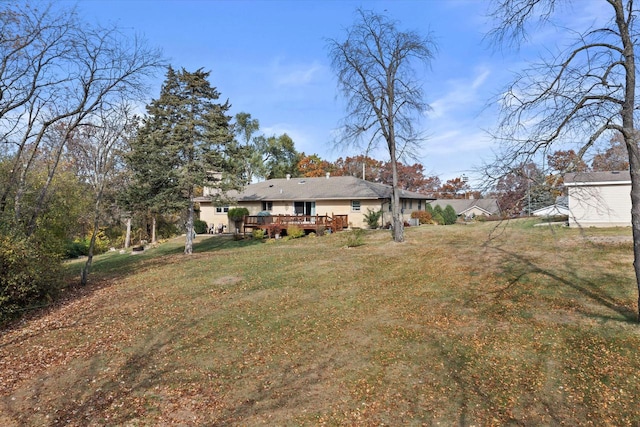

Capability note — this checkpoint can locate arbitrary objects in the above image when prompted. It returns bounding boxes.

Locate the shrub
[433,213,445,225]
[443,205,458,225]
[433,204,443,218]
[227,207,249,222]
[266,223,282,238]
[228,207,250,235]
[252,229,266,239]
[286,224,305,239]
[0,232,62,324]
[194,219,208,234]
[411,210,432,224]
[345,228,365,247]
[363,208,383,229]
[425,203,434,216]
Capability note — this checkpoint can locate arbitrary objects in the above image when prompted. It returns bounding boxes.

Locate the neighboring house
[429,198,500,219]
[196,174,433,232]
[564,171,631,227]
[532,196,570,217]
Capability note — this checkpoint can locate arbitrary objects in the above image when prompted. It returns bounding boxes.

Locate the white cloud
[270,58,324,87]
[428,66,490,119]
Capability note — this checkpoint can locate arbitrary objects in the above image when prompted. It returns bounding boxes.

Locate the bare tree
[0,2,163,235]
[487,0,640,320]
[68,104,134,285]
[327,9,436,242]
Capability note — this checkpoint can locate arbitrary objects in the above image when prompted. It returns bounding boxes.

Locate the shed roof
[564,171,630,186]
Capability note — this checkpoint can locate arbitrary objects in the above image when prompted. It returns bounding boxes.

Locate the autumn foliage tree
[297,153,333,177]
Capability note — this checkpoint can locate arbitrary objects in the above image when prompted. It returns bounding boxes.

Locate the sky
[65,0,607,188]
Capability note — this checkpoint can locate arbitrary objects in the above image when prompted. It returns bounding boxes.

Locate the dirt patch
[212,275,243,286]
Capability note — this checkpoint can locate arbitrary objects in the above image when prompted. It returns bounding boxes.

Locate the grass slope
[1,221,640,425]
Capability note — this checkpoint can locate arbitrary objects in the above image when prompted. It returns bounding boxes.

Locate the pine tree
[126,66,241,254]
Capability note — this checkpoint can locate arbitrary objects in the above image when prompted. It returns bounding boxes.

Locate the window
[402,200,407,209]
[262,201,273,211]
[216,206,229,213]
[351,200,361,212]
[418,200,422,211]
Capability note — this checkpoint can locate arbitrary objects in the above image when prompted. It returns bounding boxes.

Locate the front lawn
[1,221,639,425]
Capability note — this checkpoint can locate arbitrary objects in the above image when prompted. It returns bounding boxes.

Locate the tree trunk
[629,157,640,322]
[389,142,404,242]
[151,214,157,244]
[81,186,104,286]
[124,217,132,249]
[615,2,639,321]
[184,198,194,254]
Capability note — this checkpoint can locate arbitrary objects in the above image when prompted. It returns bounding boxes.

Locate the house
[196,174,432,232]
[564,171,631,227]
[429,198,500,219]
[532,196,570,217]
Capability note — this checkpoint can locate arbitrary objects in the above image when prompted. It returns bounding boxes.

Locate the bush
[425,203,434,216]
[227,207,249,222]
[345,228,365,247]
[433,204,443,218]
[0,232,62,324]
[65,239,89,258]
[411,210,432,224]
[252,229,266,239]
[194,219,208,234]
[286,224,305,239]
[433,213,445,225]
[443,205,458,225]
[363,208,383,229]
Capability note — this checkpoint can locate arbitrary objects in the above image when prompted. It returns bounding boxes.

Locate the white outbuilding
[564,171,631,227]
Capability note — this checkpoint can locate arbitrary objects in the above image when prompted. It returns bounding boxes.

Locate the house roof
[564,170,631,186]
[200,175,432,203]
[430,198,501,216]
[532,204,570,216]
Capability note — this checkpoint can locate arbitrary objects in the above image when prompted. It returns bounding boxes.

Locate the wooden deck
[243,214,348,236]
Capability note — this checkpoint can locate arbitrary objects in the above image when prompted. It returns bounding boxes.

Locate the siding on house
[564,171,631,227]
[197,175,431,232]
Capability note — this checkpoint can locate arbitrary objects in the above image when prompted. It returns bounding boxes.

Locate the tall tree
[297,153,332,177]
[380,161,430,192]
[438,177,472,199]
[327,8,436,242]
[128,67,241,254]
[332,155,384,181]
[257,133,300,179]
[591,132,630,172]
[0,1,163,236]
[68,105,134,285]
[233,112,261,183]
[493,162,541,216]
[487,0,640,320]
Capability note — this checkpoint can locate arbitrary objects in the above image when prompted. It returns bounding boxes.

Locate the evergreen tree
[443,205,458,225]
[126,66,241,254]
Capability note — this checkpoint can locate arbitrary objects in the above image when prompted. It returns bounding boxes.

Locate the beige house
[564,171,631,227]
[197,174,432,232]
[429,198,500,219]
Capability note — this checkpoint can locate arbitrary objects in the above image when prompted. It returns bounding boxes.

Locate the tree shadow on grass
[485,246,637,323]
[2,236,262,333]
[80,235,262,280]
[1,320,192,425]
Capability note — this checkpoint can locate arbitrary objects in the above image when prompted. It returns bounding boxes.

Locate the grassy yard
[1,220,640,425]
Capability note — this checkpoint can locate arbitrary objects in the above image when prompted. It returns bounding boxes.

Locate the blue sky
[69,0,606,187]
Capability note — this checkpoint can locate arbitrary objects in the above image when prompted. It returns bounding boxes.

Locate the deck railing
[243,214,348,235]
